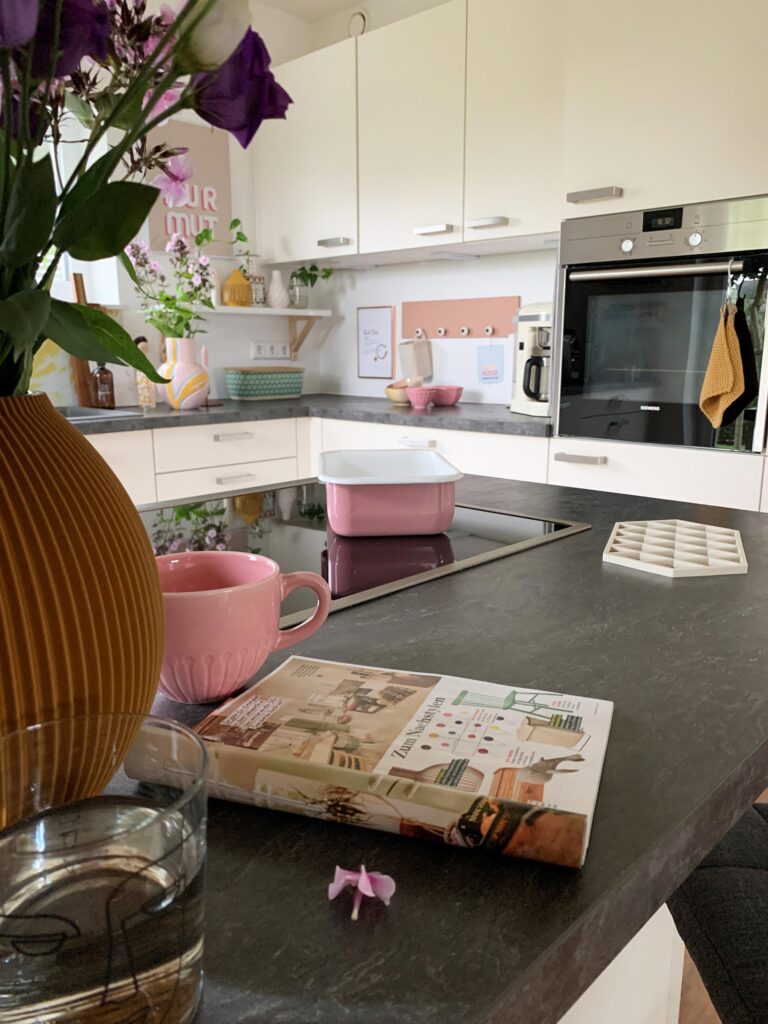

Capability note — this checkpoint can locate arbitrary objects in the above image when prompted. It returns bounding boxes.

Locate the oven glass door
[559,261,767,449]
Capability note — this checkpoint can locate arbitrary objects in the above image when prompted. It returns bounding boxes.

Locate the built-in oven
[553,196,768,451]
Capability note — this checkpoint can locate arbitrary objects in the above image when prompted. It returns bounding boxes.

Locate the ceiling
[258,0,358,22]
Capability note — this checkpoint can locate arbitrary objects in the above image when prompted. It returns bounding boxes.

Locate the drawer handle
[566,186,624,204]
[554,452,608,465]
[414,223,454,236]
[213,431,255,442]
[465,216,509,229]
[398,436,437,449]
[215,473,257,485]
[317,236,352,247]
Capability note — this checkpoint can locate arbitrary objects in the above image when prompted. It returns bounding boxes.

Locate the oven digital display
[642,207,683,232]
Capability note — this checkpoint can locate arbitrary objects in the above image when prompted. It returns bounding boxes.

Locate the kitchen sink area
[59,406,145,424]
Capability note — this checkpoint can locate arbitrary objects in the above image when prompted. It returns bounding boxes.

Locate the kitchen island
[155,474,768,1024]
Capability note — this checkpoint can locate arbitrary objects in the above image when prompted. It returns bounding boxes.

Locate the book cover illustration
[196,657,613,868]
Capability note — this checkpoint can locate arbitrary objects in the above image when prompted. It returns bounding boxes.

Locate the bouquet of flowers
[0,0,291,397]
[125,233,215,338]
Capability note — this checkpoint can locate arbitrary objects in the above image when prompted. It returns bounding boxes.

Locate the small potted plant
[290,264,335,309]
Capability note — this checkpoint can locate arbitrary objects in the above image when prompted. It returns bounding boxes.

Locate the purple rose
[31,0,109,78]
[0,0,39,48]
[191,29,292,149]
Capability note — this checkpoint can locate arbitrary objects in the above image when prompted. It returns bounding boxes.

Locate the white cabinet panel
[255,39,358,262]
[464,0,564,240]
[156,458,299,503]
[320,419,549,484]
[153,420,296,474]
[358,1,466,254]
[87,430,156,506]
[562,0,768,217]
[761,457,768,512]
[549,438,763,510]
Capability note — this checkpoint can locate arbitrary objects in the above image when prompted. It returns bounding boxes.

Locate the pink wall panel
[401,296,521,340]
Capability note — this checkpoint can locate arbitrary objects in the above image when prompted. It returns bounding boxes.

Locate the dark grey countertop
[73,394,551,437]
[154,476,768,1024]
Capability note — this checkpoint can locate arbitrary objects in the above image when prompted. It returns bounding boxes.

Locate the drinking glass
[0,714,207,1024]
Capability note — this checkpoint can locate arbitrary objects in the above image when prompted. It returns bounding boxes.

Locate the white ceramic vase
[267,270,290,309]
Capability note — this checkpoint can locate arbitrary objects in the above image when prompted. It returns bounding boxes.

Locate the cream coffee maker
[509,302,552,417]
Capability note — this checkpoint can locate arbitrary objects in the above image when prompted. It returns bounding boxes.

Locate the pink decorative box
[318,449,463,537]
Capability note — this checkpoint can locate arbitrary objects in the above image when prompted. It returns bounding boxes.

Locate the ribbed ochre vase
[0,393,164,739]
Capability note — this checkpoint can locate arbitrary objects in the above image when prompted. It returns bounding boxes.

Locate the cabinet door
[256,39,357,262]
[464,0,564,240]
[358,1,466,254]
[562,0,768,217]
[86,431,156,506]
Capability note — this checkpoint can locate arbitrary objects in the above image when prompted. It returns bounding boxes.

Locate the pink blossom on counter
[328,865,396,921]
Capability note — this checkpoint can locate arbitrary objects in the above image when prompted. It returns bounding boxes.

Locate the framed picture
[357,306,395,379]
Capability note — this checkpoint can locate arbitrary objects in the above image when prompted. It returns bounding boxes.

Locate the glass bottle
[289,272,308,310]
[92,363,115,409]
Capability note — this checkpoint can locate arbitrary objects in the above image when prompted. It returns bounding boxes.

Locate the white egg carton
[603,519,748,578]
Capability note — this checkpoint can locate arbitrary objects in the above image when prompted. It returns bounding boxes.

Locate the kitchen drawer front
[550,439,763,511]
[86,430,156,506]
[156,458,299,503]
[320,419,549,483]
[153,419,297,474]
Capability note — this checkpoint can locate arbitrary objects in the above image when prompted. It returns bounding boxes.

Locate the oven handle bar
[568,260,745,281]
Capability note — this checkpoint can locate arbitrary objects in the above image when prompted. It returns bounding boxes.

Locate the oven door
[557,257,768,450]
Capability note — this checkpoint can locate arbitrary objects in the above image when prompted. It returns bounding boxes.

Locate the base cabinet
[549,438,763,511]
[86,430,156,505]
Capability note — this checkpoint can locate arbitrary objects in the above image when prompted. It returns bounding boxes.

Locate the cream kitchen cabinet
[463,0,564,241]
[155,458,299,503]
[86,430,156,506]
[357,0,466,254]
[549,438,763,511]
[255,39,358,262]
[319,418,549,484]
[562,0,768,218]
[760,457,768,512]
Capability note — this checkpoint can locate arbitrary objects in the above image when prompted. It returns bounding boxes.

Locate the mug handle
[273,571,332,652]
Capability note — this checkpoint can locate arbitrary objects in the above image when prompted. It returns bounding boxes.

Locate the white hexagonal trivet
[603,519,748,578]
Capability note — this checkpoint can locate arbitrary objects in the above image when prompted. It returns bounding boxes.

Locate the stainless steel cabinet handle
[317,236,352,247]
[566,186,624,204]
[554,452,608,465]
[465,216,509,229]
[215,472,257,485]
[414,223,454,236]
[398,436,437,449]
[213,431,255,442]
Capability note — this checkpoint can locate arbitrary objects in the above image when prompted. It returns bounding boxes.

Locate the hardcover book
[195,656,613,868]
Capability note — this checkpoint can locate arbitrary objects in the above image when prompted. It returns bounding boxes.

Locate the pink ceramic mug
[156,551,332,703]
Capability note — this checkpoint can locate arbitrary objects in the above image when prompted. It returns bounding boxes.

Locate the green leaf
[64,92,96,128]
[45,300,169,382]
[93,90,145,132]
[229,218,241,230]
[54,182,160,261]
[59,150,119,223]
[0,290,51,358]
[118,249,139,286]
[0,155,57,268]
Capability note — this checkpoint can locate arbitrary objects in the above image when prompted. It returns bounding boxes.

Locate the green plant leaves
[53,182,160,261]
[64,92,96,129]
[0,155,57,268]
[45,300,168,382]
[0,290,51,358]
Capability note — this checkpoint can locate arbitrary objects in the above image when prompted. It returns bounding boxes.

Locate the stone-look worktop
[155,475,768,1024]
[72,394,552,437]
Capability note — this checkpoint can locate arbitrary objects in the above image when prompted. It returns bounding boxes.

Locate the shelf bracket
[288,315,319,360]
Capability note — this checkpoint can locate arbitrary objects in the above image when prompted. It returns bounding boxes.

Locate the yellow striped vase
[157,337,210,410]
[0,393,164,821]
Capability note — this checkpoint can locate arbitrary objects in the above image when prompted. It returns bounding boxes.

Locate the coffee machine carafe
[509,302,552,417]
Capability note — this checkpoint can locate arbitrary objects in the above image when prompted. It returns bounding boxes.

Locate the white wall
[297,250,558,402]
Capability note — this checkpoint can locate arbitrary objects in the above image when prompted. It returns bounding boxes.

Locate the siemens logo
[640,405,660,411]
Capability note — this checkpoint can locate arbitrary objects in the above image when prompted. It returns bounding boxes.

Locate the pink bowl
[405,386,437,411]
[431,386,463,407]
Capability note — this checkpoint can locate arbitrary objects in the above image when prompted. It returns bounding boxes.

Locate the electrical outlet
[250,341,290,360]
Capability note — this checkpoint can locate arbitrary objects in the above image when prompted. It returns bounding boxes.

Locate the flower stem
[351,889,363,921]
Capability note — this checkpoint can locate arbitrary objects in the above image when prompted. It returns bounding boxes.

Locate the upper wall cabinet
[464,0,564,240]
[358,1,466,254]
[562,0,768,218]
[255,39,358,262]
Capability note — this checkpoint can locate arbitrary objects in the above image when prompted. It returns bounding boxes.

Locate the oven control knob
[688,231,703,247]
[620,238,634,253]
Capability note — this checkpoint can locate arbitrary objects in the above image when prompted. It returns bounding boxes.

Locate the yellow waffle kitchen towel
[699,304,745,428]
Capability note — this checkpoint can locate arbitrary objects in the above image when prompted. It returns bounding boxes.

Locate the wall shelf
[207,306,335,360]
